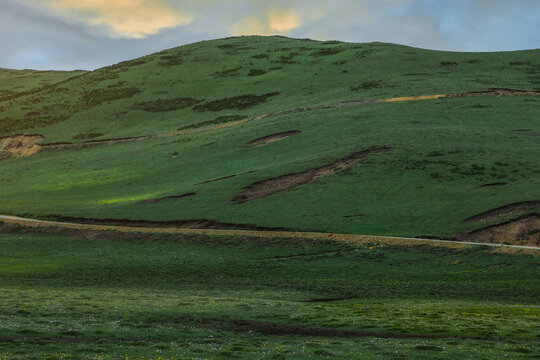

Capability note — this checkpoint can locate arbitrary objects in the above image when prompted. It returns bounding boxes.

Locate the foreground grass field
[0,229,538,359]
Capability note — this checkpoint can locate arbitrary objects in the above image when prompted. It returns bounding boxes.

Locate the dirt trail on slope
[233,147,387,203]
[10,88,539,158]
[1,215,539,251]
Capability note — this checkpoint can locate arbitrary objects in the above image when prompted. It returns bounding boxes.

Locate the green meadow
[0,36,539,358]
[0,230,538,359]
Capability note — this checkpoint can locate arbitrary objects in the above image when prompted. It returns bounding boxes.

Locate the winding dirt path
[1,214,538,250]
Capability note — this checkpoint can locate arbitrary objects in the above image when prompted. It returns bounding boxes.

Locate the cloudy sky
[2,0,539,70]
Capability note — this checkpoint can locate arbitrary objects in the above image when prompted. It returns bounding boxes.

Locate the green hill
[0,36,539,242]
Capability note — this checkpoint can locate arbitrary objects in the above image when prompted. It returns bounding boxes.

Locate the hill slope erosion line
[233,147,387,203]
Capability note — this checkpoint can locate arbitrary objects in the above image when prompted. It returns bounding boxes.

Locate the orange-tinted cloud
[268,9,301,32]
[49,0,192,38]
[230,17,273,36]
[230,7,302,36]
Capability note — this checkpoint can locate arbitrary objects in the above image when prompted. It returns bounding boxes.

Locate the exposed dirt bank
[459,214,540,247]
[0,134,44,159]
[247,130,301,147]
[233,147,387,203]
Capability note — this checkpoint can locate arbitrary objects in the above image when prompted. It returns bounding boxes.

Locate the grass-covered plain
[0,229,538,359]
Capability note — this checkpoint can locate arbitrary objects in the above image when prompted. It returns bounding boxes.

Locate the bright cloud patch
[50,0,192,38]
[268,9,301,32]
[230,8,302,36]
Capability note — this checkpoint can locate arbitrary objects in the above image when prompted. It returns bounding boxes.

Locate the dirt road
[1,214,538,250]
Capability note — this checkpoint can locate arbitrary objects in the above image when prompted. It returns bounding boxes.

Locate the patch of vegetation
[252,54,269,59]
[215,67,242,77]
[311,48,342,57]
[441,61,458,66]
[193,92,280,112]
[158,50,189,66]
[271,53,298,65]
[248,69,267,76]
[72,132,104,140]
[178,114,246,130]
[108,58,148,70]
[351,81,383,90]
[509,61,531,66]
[82,87,140,107]
[133,97,202,112]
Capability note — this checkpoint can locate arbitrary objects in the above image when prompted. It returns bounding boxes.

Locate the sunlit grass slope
[0,36,539,238]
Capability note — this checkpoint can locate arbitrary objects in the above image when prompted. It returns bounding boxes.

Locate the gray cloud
[1,0,538,70]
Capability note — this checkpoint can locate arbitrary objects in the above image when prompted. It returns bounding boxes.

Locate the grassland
[0,36,539,241]
[0,229,538,359]
[0,36,539,358]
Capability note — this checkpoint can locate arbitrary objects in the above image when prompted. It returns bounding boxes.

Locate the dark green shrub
[178,115,246,130]
[351,81,381,91]
[133,97,201,112]
[215,67,242,77]
[248,69,266,76]
[83,87,140,107]
[193,92,280,112]
[311,48,342,57]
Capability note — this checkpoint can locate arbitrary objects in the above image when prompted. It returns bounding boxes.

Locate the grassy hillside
[0,68,86,102]
[0,229,538,359]
[0,36,539,240]
[0,36,538,140]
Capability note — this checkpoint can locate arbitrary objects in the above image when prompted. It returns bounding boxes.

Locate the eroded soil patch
[247,130,300,147]
[0,134,44,159]
[233,147,388,203]
[465,201,540,222]
[459,214,540,246]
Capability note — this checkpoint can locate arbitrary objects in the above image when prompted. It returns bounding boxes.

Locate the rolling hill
[0,35,539,243]
[1,36,540,359]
